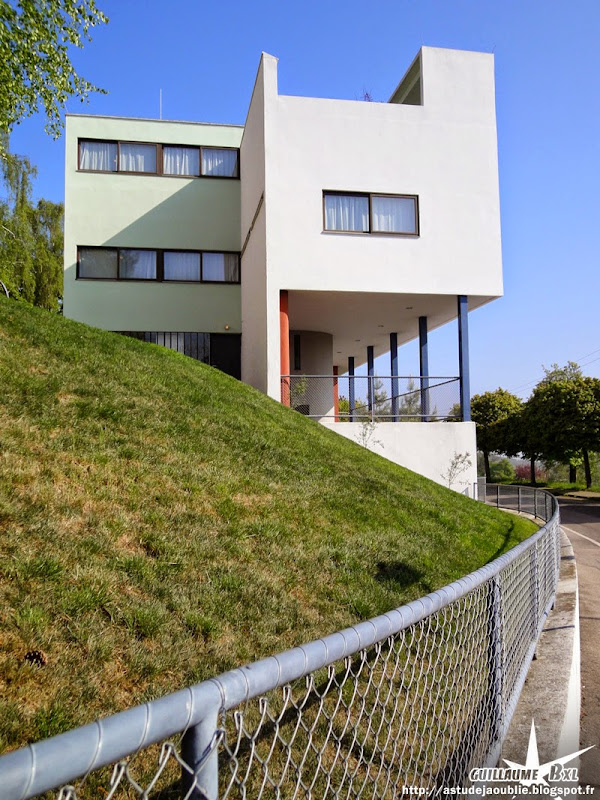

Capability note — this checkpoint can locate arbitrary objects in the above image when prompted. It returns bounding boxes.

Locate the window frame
[117,247,158,280]
[76,246,241,284]
[77,245,119,280]
[200,250,241,283]
[322,190,420,237]
[161,144,201,178]
[117,141,160,176]
[199,146,240,180]
[77,139,119,174]
[77,139,240,179]
[162,249,202,282]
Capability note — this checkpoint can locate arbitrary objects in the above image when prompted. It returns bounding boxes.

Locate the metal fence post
[534,490,538,520]
[518,486,522,514]
[496,484,500,508]
[348,358,355,422]
[488,575,504,747]
[181,708,220,800]
[530,543,540,642]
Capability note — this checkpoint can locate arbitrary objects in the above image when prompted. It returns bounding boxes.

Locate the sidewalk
[501,530,582,767]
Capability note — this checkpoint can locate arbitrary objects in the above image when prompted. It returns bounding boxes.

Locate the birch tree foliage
[0,0,107,144]
[0,134,63,309]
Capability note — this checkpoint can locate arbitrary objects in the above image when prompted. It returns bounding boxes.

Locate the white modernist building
[64,47,504,492]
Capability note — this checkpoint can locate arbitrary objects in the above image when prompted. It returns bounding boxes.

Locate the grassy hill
[0,299,535,751]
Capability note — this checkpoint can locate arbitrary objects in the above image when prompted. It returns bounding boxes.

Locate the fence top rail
[0,486,559,800]
[281,375,460,380]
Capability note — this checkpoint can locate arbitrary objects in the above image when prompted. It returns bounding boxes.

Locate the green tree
[489,458,516,484]
[0,136,63,309]
[524,377,600,489]
[372,377,391,419]
[0,136,36,299]
[540,361,583,385]
[398,376,421,419]
[0,0,107,145]
[448,402,462,420]
[471,389,523,482]
[538,361,584,481]
[509,401,542,485]
[32,198,63,309]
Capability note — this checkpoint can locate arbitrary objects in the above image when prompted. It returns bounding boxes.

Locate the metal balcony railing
[281,374,462,421]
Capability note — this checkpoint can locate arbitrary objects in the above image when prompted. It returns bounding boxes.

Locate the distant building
[64,47,503,492]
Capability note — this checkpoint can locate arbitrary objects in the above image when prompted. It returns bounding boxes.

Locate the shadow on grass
[486,519,516,564]
[375,561,428,593]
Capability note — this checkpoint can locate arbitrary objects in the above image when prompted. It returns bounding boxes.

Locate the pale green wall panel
[64,115,242,331]
[64,262,241,332]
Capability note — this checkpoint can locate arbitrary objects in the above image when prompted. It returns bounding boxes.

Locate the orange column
[333,365,339,422]
[280,290,290,406]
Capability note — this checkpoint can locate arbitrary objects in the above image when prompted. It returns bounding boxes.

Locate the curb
[501,529,580,764]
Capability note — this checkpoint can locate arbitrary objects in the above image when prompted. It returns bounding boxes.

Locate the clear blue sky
[8,0,600,397]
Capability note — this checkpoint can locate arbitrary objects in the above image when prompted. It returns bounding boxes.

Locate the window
[201,148,239,178]
[324,194,369,232]
[323,192,418,235]
[119,143,157,174]
[79,141,117,172]
[164,251,201,281]
[78,139,240,179]
[163,146,200,177]
[78,247,118,278]
[77,247,240,283]
[119,249,157,279]
[202,252,240,282]
[293,335,301,370]
[371,195,418,234]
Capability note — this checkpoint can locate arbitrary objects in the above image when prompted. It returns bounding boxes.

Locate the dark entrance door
[210,334,241,379]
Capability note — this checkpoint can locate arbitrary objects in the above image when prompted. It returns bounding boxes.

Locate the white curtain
[164,251,201,281]
[324,194,369,232]
[120,249,156,279]
[202,252,239,282]
[371,196,416,233]
[223,253,239,281]
[201,148,238,177]
[80,141,117,171]
[119,143,157,173]
[163,146,200,176]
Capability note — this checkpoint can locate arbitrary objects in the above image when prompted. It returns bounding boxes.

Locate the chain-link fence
[1,486,560,799]
[280,375,461,421]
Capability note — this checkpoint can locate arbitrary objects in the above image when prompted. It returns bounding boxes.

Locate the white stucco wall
[239,48,503,400]
[321,420,478,495]
[64,115,243,333]
[240,55,272,393]
[289,330,333,375]
[266,47,503,298]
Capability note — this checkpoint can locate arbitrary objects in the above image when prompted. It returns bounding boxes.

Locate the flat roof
[65,113,244,129]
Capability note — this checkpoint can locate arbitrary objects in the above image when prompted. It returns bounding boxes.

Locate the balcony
[281,375,462,422]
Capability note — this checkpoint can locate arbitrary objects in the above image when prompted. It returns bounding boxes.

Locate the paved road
[558,498,600,788]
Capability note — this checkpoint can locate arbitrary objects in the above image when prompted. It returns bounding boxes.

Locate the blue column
[390,332,398,421]
[458,295,471,421]
[348,356,355,422]
[419,316,430,420]
[367,345,374,419]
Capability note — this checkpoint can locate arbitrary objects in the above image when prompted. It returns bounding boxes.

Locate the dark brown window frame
[77,139,240,179]
[76,246,241,284]
[322,191,419,236]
